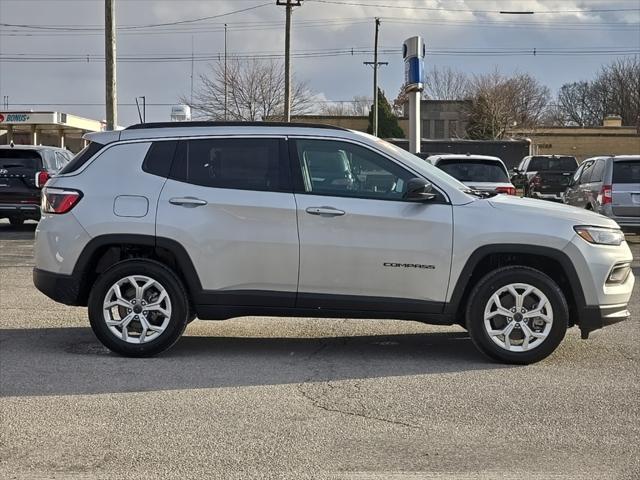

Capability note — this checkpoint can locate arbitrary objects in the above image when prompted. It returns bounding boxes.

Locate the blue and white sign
[403,36,426,92]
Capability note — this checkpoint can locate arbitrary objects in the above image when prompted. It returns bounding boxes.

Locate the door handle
[306,206,345,217]
[169,197,208,207]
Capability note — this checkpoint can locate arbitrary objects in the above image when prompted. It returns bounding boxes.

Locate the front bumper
[578,303,631,338]
[33,268,84,306]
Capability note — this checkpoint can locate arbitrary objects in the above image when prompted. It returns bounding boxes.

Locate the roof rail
[125,121,349,131]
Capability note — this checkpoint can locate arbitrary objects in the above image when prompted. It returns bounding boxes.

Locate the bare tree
[352,95,371,116]
[465,70,550,139]
[593,57,640,127]
[182,58,315,121]
[319,96,371,116]
[553,58,640,127]
[554,81,602,126]
[423,66,469,100]
[392,85,409,116]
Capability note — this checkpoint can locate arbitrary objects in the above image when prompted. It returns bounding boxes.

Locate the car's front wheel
[466,266,568,364]
[88,259,190,357]
[8,217,24,226]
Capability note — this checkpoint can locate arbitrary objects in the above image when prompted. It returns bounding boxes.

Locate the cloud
[0,0,637,125]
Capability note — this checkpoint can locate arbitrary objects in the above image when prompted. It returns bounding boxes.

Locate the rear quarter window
[142,141,178,177]
[613,160,640,184]
[58,142,104,174]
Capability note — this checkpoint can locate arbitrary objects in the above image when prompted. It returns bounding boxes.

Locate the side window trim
[288,136,449,204]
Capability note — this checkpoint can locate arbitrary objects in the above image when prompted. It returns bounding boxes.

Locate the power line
[305,0,640,14]
[1,48,637,63]
[0,3,272,31]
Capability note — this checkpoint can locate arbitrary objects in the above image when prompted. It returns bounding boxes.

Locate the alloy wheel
[483,282,553,352]
[102,275,172,344]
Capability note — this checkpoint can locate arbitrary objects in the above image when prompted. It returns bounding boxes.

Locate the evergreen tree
[367,88,405,138]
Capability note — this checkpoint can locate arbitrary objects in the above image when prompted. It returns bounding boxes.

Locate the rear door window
[613,160,640,184]
[169,137,289,192]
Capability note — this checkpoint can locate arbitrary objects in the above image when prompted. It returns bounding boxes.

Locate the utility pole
[224,24,228,120]
[373,18,380,136]
[190,35,194,106]
[105,0,117,130]
[278,1,302,122]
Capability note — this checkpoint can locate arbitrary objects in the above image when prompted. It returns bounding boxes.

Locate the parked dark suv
[0,144,73,225]
[511,155,578,201]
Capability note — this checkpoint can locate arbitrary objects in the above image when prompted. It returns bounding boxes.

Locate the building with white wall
[0,111,105,152]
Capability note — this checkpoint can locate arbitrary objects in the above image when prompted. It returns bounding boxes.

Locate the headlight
[574,226,625,246]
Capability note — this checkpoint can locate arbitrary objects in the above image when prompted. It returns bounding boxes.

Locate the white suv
[33,122,634,364]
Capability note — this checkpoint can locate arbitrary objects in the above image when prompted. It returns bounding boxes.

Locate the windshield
[437,159,508,183]
[613,160,640,184]
[0,149,42,169]
[529,156,577,171]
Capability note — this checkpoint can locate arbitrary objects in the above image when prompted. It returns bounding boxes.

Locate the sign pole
[403,36,425,154]
[408,91,420,154]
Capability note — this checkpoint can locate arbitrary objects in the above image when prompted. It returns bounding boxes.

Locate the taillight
[495,186,517,195]
[41,187,83,214]
[35,170,50,188]
[598,184,612,205]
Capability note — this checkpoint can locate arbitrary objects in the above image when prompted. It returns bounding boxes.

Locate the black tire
[88,259,190,357]
[8,217,24,226]
[465,266,568,365]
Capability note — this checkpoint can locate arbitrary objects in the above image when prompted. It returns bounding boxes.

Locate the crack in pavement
[296,336,420,430]
[296,380,419,429]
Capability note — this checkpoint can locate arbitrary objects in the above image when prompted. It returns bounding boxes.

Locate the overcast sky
[0,0,638,126]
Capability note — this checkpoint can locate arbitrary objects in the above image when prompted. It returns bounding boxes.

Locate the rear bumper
[530,191,564,202]
[596,207,640,230]
[578,303,630,338]
[33,268,83,306]
[0,203,40,218]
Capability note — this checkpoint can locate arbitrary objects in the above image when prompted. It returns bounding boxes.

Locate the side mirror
[404,178,437,202]
[512,168,520,174]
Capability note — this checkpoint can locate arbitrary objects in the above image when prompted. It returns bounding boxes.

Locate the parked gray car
[564,155,640,232]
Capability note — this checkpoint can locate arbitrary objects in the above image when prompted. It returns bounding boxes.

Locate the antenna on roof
[135,96,146,123]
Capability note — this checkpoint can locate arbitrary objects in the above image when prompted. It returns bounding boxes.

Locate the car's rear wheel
[466,266,568,364]
[8,217,24,226]
[88,259,189,357]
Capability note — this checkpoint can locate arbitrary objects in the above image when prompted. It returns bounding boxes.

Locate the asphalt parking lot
[0,219,638,480]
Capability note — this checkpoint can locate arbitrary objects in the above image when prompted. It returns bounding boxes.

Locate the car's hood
[487,194,619,228]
